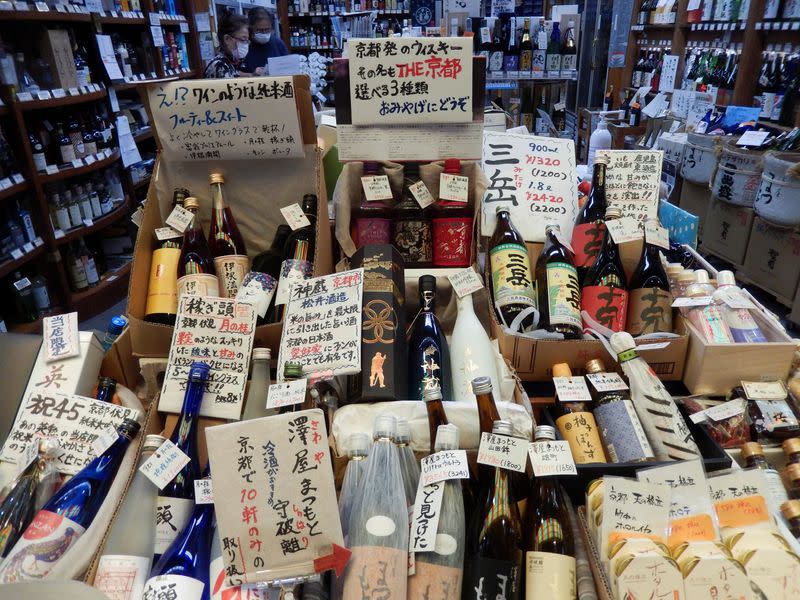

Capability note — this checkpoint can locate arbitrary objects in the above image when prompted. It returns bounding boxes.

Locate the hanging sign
[42,312,80,362]
[595,150,663,222]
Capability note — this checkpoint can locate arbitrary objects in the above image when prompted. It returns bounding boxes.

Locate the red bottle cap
[444,158,461,174]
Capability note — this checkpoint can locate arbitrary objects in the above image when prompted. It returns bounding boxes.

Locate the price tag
[165,204,194,232]
[68,87,80,96]
[645,222,670,249]
[54,2,64,10]
[717,288,755,310]
[360,175,393,202]
[16,92,33,102]
[33,236,43,246]
[586,372,629,392]
[22,242,33,253]
[606,216,644,245]
[280,203,311,230]
[409,479,445,552]
[12,1,28,9]
[10,249,23,261]
[439,172,469,203]
[139,439,191,490]
[266,378,308,409]
[52,88,66,98]
[408,180,435,208]
[13,276,30,290]
[36,90,52,100]
[194,478,214,504]
[736,130,769,147]
[82,218,94,227]
[85,154,96,165]
[741,380,786,400]
[91,426,119,457]
[671,296,712,307]
[71,158,83,169]
[476,432,528,473]
[53,229,65,239]
[16,440,38,474]
[11,173,24,184]
[419,449,470,486]
[0,2,13,10]
[180,21,188,32]
[528,440,577,477]
[131,208,144,227]
[0,178,11,190]
[149,10,160,24]
[689,398,746,424]
[155,226,183,241]
[447,267,483,298]
[553,376,593,403]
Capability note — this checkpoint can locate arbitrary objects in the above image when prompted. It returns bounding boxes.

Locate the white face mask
[253,32,271,44]
[235,40,249,59]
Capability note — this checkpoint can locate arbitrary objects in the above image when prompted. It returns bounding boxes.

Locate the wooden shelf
[134,127,153,143]
[38,149,120,184]
[0,178,28,202]
[0,242,45,279]
[132,174,151,191]
[98,13,146,25]
[0,8,91,22]
[53,200,129,247]
[288,9,409,16]
[70,261,131,315]
[16,87,106,111]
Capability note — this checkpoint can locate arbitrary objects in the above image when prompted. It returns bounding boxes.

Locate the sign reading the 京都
[596,150,663,222]
[347,37,473,126]
[147,77,304,161]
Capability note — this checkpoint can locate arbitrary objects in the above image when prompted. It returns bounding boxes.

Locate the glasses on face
[228,34,249,43]
[254,28,272,34]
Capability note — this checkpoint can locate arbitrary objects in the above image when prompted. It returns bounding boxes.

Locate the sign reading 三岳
[347,37,474,126]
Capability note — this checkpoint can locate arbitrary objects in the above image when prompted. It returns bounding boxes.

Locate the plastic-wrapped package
[681,396,751,449]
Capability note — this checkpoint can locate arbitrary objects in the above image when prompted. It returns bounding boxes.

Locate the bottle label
[463,556,521,600]
[571,222,605,269]
[594,400,655,463]
[488,51,504,71]
[341,545,408,599]
[561,54,577,71]
[68,203,83,226]
[145,247,180,317]
[533,49,546,72]
[754,399,799,433]
[70,132,85,158]
[581,285,628,332]
[60,143,76,163]
[32,283,49,310]
[525,551,576,600]
[213,254,250,298]
[0,510,85,583]
[407,560,463,600]
[535,117,548,135]
[489,243,537,310]
[209,556,267,599]
[69,257,88,289]
[503,54,519,72]
[94,555,150,600]
[687,305,733,343]
[432,217,472,267]
[627,287,672,336]
[33,152,46,171]
[723,307,766,343]
[546,53,561,72]
[764,470,790,512]
[353,217,391,248]
[275,258,313,306]
[522,112,534,132]
[83,256,99,284]
[154,496,194,554]
[555,411,607,463]
[546,262,581,328]
[519,49,532,72]
[393,218,433,264]
[91,195,102,217]
[84,141,97,156]
[56,207,71,231]
[142,574,205,600]
[177,273,220,299]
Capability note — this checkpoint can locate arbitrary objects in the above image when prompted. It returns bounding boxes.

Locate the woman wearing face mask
[241,7,288,76]
[203,10,249,78]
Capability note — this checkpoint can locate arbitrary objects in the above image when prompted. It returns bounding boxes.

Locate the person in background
[241,7,288,76]
[203,10,249,78]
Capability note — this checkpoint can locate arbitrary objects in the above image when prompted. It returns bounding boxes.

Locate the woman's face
[251,17,273,43]
[224,25,249,58]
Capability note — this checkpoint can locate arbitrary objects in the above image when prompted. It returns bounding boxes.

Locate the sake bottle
[535,224,582,339]
[342,414,409,599]
[409,424,465,600]
[94,434,165,600]
[408,275,453,402]
[571,149,608,283]
[424,386,449,455]
[241,347,272,421]
[550,363,607,464]
[396,418,420,507]
[627,228,673,336]
[339,432,371,542]
[208,524,266,600]
[450,290,502,403]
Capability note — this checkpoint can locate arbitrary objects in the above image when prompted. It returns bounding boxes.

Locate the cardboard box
[701,197,754,265]
[39,29,78,90]
[742,217,800,302]
[679,179,711,232]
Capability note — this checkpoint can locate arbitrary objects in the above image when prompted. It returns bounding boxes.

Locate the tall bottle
[155,362,209,563]
[177,197,219,299]
[433,158,473,268]
[581,207,628,332]
[520,86,535,133]
[353,161,392,248]
[712,270,767,343]
[396,417,421,507]
[450,290,502,403]
[407,275,452,402]
[546,22,561,73]
[489,206,537,332]
[342,414,409,599]
[208,172,249,298]
[95,376,117,404]
[393,162,432,267]
[571,157,608,282]
[251,224,292,280]
[627,228,673,336]
[274,194,317,322]
[145,207,183,325]
[242,348,271,421]
[523,425,575,600]
[338,432,371,543]
[534,18,547,74]
[741,442,789,512]
[463,419,523,600]
[535,224,582,339]
[550,363,607,463]
[94,434,164,600]
[0,419,141,583]
[409,424,465,600]
[518,18,533,74]
[424,386,450,454]
[560,21,577,71]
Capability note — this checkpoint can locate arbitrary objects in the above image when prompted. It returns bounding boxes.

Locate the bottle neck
[211,182,225,210]
[174,375,205,450]
[420,289,435,312]
[456,292,474,314]
[745,454,770,470]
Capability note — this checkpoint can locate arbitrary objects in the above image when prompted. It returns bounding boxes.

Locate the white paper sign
[528,440,577,477]
[606,216,644,245]
[96,34,124,80]
[658,55,679,92]
[409,480,445,552]
[689,398,746,424]
[155,226,183,241]
[194,478,214,504]
[165,204,194,232]
[447,267,484,298]
[360,175,393,202]
[280,203,311,230]
[595,150,663,222]
[553,376,593,403]
[139,439,192,489]
[159,296,256,420]
[717,288,755,310]
[477,432,528,473]
[116,115,142,167]
[736,130,769,147]
[90,426,119,457]
[742,380,787,400]
[266,378,308,409]
[439,173,469,203]
[16,441,38,474]
[43,312,80,362]
[150,25,165,47]
[420,449,471,486]
[586,372,629,392]
[409,180,435,208]
[600,476,671,558]
[645,221,670,249]
[638,459,713,521]
[194,11,211,31]
[347,37,473,126]
[481,131,578,242]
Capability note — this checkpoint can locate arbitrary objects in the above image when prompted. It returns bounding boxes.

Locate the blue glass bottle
[95,376,117,403]
[0,418,141,583]
[407,275,453,402]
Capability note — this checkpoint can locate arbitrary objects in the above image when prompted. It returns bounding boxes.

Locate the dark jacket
[242,37,289,74]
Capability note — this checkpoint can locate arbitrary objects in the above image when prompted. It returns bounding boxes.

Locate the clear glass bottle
[682,282,735,343]
[712,270,766,343]
[242,348,272,421]
[339,432,371,543]
[450,290,502,403]
[101,315,128,353]
[781,500,800,542]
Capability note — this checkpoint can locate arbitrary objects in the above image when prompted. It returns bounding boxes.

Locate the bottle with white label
[341,414,409,599]
[408,424,465,600]
[741,442,789,513]
[52,193,72,233]
[65,241,89,291]
[712,270,767,343]
[94,434,165,600]
[77,237,99,287]
[241,347,272,421]
[682,282,735,344]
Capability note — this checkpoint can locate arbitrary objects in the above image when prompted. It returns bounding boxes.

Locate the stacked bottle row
[63,235,116,292]
[756,49,800,125]
[111,33,158,80]
[45,167,126,234]
[0,37,93,94]
[688,0,800,20]
[159,31,190,72]
[636,0,678,24]
[680,47,740,100]
[287,0,348,14]
[28,107,115,171]
[289,25,339,49]
[1,198,39,262]
[630,47,673,90]
[489,156,674,337]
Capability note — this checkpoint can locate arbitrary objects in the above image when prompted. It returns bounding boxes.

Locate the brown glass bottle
[423,385,449,455]
[489,206,537,332]
[741,441,791,507]
[782,500,800,542]
[535,224,581,339]
[273,194,318,323]
[177,197,219,299]
[627,222,672,336]
[571,157,607,282]
[783,438,800,465]
[550,363,607,464]
[208,172,249,298]
[392,162,432,267]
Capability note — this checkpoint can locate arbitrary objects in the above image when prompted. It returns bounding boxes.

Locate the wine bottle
[424,386,450,455]
[342,414,409,599]
[571,158,608,283]
[241,348,272,421]
[550,363,607,464]
[518,18,533,74]
[94,434,165,600]
[274,194,317,322]
[581,207,628,333]
[450,290,502,403]
[535,224,582,339]
[627,228,673,336]
[407,275,452,402]
[95,376,117,404]
[489,206,537,332]
[155,362,209,563]
[523,425,575,600]
[488,18,505,72]
[177,197,220,300]
[409,424,464,600]
[208,172,249,298]
[560,21,577,71]
[251,224,292,280]
[463,419,523,600]
[0,440,60,557]
[393,162,432,267]
[0,419,141,582]
[354,161,392,248]
[396,418,420,507]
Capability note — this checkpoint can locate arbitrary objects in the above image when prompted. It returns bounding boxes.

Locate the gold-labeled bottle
[144,209,182,325]
[550,362,607,464]
[208,172,249,298]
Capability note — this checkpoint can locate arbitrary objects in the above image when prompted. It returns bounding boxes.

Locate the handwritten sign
[595,150,663,222]
[439,173,469,203]
[360,175,394,202]
[586,372,628,392]
[266,378,308,409]
[139,439,192,490]
[447,267,484,298]
[528,440,577,477]
[420,449,471,486]
[553,376,593,403]
[0,392,138,475]
[600,476,671,558]
[147,78,304,161]
[347,37,473,126]
[409,480,445,552]
[605,216,644,245]
[280,203,311,230]
[276,269,363,382]
[43,312,80,362]
[741,380,787,400]
[481,131,578,243]
[159,296,256,420]
[476,432,528,472]
[206,409,343,586]
[409,180,435,208]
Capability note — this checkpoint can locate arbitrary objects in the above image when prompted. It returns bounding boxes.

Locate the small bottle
[780,500,800,542]
[242,348,271,420]
[713,270,767,343]
[535,224,582,339]
[95,376,117,404]
[176,196,219,300]
[208,172,249,298]
[423,385,449,455]
[396,418,420,507]
[786,464,800,500]
[407,275,452,402]
[682,282,735,344]
[450,290,502,403]
[353,161,392,248]
[784,438,800,465]
[101,315,127,353]
[740,441,789,511]
[550,363,607,464]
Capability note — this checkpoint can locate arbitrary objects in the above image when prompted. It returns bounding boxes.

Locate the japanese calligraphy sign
[600,476,671,559]
[707,469,772,530]
[159,296,256,420]
[480,131,578,243]
[595,150,663,222]
[205,409,343,586]
[347,37,473,126]
[43,312,80,362]
[147,77,304,161]
[0,391,139,475]
[277,269,363,382]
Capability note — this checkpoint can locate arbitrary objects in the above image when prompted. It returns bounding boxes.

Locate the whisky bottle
[535,224,581,339]
[393,162,432,267]
[177,197,219,300]
[273,194,317,322]
[353,161,392,248]
[241,348,271,421]
[518,18,533,74]
[433,158,473,268]
[550,363,607,463]
[208,172,249,298]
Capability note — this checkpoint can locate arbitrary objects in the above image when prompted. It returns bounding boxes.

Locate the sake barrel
[681,132,719,185]
[711,140,764,207]
[754,152,800,228]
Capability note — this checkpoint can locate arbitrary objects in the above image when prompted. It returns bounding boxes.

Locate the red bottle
[352,161,392,249]
[433,158,473,267]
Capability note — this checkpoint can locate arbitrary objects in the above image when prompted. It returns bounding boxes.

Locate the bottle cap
[492,419,514,436]
[444,158,461,174]
[423,386,443,402]
[787,463,800,482]
[585,359,606,374]
[471,376,493,395]
[717,270,737,287]
[283,362,304,380]
[108,315,127,335]
[188,361,211,383]
[404,162,419,178]
[605,206,623,220]
[119,418,141,440]
[434,424,459,451]
[373,413,397,439]
[609,331,637,354]
[173,187,190,205]
[694,270,711,285]
[144,434,167,452]
[545,223,560,233]
[98,376,117,389]
[781,500,800,521]
[252,347,271,360]
[363,161,381,175]
[685,283,708,298]
[183,196,200,211]
[396,418,411,443]
[783,437,800,456]
[209,172,225,185]
[419,274,437,293]
[495,205,510,215]
[38,438,61,457]
[740,441,765,460]
[594,155,609,165]
[347,432,371,457]
[534,425,557,441]
[552,362,572,378]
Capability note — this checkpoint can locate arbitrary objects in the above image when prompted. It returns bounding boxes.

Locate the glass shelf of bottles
[756,20,800,30]
[15,84,105,109]
[289,9,409,16]
[630,23,676,31]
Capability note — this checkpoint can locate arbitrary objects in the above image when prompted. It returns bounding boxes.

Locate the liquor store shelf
[37,149,120,184]
[0,242,45,279]
[112,70,196,91]
[69,261,132,314]
[16,88,107,112]
[288,10,410,16]
[134,127,154,143]
[53,199,130,247]
[0,179,29,203]
[0,8,91,22]
[98,13,147,25]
